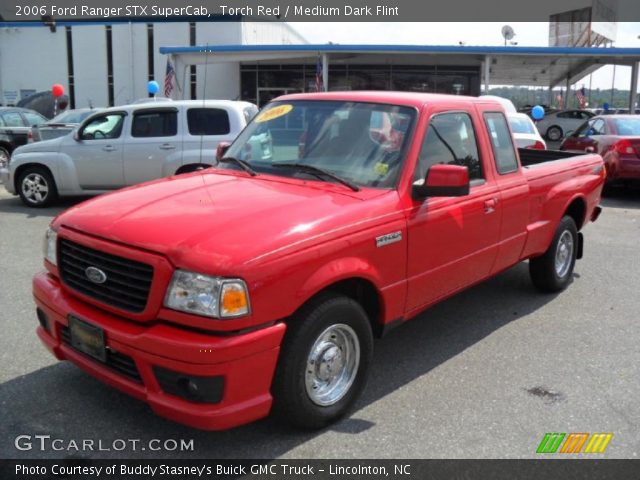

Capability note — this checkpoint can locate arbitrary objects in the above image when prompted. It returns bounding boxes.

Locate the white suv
[1,100,265,207]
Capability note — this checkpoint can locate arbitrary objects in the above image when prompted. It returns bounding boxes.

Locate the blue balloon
[603,102,610,111]
[531,105,545,120]
[147,80,159,95]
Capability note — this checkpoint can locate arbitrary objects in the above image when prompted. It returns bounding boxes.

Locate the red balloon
[52,84,64,98]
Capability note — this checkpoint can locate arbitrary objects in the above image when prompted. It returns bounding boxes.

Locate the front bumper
[33,271,286,430]
[0,167,13,192]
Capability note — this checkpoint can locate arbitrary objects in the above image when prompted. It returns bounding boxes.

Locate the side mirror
[216,142,231,161]
[412,164,470,199]
[73,131,80,141]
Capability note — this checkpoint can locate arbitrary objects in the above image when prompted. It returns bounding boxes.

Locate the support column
[322,53,329,92]
[629,61,639,112]
[484,55,491,94]
[565,77,571,108]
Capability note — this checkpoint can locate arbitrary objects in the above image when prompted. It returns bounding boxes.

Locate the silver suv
[1,100,264,207]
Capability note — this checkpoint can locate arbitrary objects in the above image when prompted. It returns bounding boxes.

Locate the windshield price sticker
[255,104,293,123]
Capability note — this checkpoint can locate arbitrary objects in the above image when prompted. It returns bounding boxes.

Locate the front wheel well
[564,197,586,230]
[298,278,384,337]
[13,163,55,191]
[0,141,12,153]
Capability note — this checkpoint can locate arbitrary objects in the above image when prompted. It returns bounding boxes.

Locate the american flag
[576,86,586,109]
[315,56,323,92]
[164,58,175,98]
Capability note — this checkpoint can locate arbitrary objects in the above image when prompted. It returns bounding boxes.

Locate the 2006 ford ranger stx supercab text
[34,92,605,430]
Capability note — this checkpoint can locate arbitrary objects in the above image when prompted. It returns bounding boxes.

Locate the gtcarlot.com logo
[536,433,613,454]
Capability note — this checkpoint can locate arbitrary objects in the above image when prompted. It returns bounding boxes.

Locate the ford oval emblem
[85,266,107,284]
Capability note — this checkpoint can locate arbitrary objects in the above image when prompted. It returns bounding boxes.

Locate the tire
[17,166,58,208]
[0,146,10,169]
[546,126,563,142]
[272,293,374,429]
[529,216,578,292]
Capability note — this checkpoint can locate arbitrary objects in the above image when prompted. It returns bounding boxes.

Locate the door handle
[484,198,498,214]
[159,143,176,150]
[102,145,115,152]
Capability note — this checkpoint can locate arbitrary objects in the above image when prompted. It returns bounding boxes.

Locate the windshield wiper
[271,163,360,192]
[218,157,258,176]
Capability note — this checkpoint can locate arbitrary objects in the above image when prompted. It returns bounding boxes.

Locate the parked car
[0,107,48,169]
[30,108,101,143]
[535,109,594,141]
[508,113,546,149]
[560,115,640,184]
[0,100,262,206]
[33,92,604,430]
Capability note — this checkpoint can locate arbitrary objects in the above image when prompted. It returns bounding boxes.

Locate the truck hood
[55,170,396,275]
[14,135,65,154]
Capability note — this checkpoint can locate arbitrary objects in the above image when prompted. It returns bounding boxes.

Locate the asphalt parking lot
[0,185,639,460]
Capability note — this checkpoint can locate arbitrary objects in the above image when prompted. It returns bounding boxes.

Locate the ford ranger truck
[33,92,605,430]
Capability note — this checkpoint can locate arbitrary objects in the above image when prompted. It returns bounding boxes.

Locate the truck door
[478,109,530,273]
[406,108,501,312]
[123,107,181,185]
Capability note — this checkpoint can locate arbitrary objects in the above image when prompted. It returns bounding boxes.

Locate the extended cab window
[187,108,230,135]
[132,110,177,137]
[80,113,125,140]
[484,112,518,174]
[414,112,483,182]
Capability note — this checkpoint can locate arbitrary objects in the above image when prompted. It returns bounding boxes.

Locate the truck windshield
[222,100,416,189]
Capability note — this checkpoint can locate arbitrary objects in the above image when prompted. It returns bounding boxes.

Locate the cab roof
[276,91,504,109]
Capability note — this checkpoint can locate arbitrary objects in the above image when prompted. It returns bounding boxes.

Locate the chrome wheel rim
[21,173,49,204]
[548,128,561,141]
[305,324,360,406]
[0,149,8,168]
[555,230,574,278]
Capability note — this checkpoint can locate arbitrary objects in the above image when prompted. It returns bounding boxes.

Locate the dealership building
[1,19,639,111]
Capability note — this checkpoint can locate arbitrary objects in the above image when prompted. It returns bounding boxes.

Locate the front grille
[59,238,153,313]
[60,326,142,383]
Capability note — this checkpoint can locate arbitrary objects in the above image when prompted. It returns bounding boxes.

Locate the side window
[1,112,24,127]
[557,112,570,119]
[414,112,483,183]
[23,112,46,126]
[132,110,177,137]
[574,120,591,137]
[80,114,125,140]
[187,108,230,135]
[591,119,605,135]
[484,112,519,174]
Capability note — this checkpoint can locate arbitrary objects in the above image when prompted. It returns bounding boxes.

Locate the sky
[291,22,640,90]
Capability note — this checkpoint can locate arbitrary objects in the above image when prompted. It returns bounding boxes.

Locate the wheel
[546,126,563,142]
[272,293,373,429]
[0,146,10,169]
[17,166,58,207]
[529,216,578,292]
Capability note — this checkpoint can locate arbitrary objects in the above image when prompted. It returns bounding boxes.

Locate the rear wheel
[546,126,563,142]
[17,166,58,207]
[272,293,373,429]
[529,216,578,292]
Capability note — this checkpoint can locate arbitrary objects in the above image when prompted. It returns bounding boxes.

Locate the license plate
[68,316,106,363]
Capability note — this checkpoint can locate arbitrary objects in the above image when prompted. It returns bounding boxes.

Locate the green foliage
[488,86,632,110]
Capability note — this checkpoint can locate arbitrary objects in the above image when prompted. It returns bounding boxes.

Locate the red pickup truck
[34,92,604,430]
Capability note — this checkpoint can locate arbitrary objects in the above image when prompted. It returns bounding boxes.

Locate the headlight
[164,270,250,319]
[43,227,58,266]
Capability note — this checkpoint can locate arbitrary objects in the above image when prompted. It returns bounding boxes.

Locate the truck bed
[518,148,585,168]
